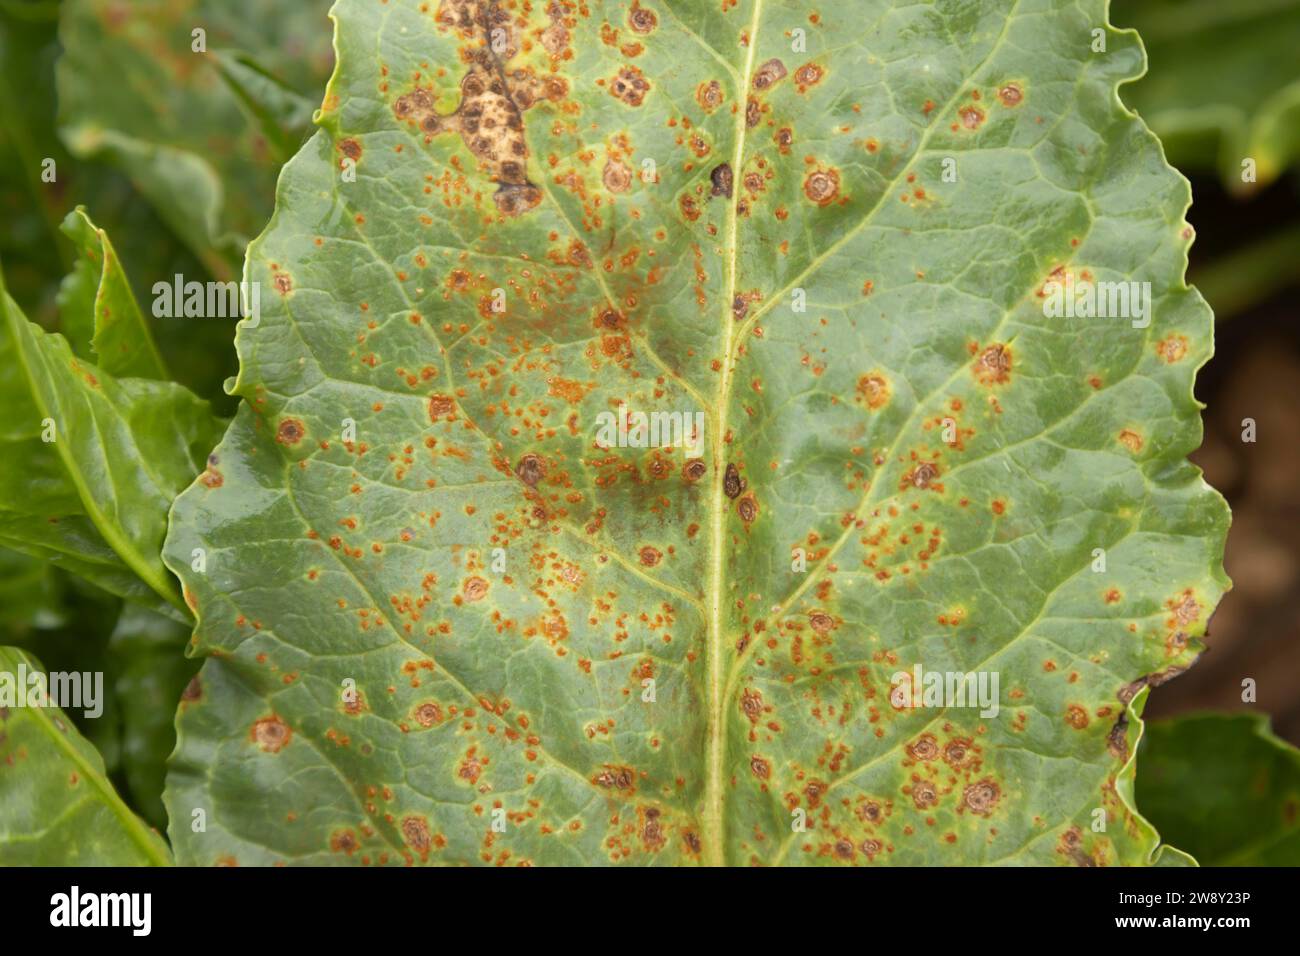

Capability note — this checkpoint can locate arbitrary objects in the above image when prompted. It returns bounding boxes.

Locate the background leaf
[58,207,168,379]
[0,0,240,406]
[163,0,1228,866]
[108,604,200,829]
[1116,0,1300,192]
[0,271,226,616]
[1138,711,1300,865]
[0,645,172,864]
[56,0,336,277]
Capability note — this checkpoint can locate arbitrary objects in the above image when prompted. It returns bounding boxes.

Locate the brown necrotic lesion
[392,0,568,216]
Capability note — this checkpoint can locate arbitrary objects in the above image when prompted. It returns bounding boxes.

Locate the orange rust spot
[856,372,890,410]
[463,576,489,602]
[696,80,724,113]
[973,343,1012,385]
[250,715,291,753]
[958,105,985,129]
[1156,335,1188,364]
[803,167,840,206]
[276,418,306,445]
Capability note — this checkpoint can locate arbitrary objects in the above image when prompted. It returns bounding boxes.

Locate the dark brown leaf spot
[710,162,734,198]
[723,463,745,499]
[752,58,787,91]
[609,65,650,106]
[515,453,545,486]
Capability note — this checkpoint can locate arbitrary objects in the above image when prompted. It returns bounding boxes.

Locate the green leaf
[0,0,74,324]
[58,207,168,379]
[212,49,319,165]
[0,547,63,638]
[0,1,234,406]
[109,604,200,829]
[1116,0,1300,191]
[0,646,172,864]
[164,0,1228,865]
[1138,712,1300,865]
[56,0,336,276]
[0,267,226,617]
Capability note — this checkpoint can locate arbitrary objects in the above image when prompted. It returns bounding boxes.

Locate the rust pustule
[696,80,724,113]
[628,2,657,33]
[603,159,633,193]
[962,779,1000,815]
[609,65,650,106]
[276,418,306,445]
[250,715,292,753]
[803,167,840,205]
[429,394,456,419]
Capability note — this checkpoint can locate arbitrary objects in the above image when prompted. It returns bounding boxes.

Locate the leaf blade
[0,646,172,865]
[164,0,1228,866]
[0,269,225,616]
[59,206,168,380]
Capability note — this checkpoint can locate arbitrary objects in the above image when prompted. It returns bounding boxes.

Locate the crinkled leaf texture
[0,647,172,865]
[164,0,1228,866]
[1139,713,1300,866]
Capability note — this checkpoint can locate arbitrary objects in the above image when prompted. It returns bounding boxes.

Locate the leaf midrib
[702,0,765,868]
[0,648,171,866]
